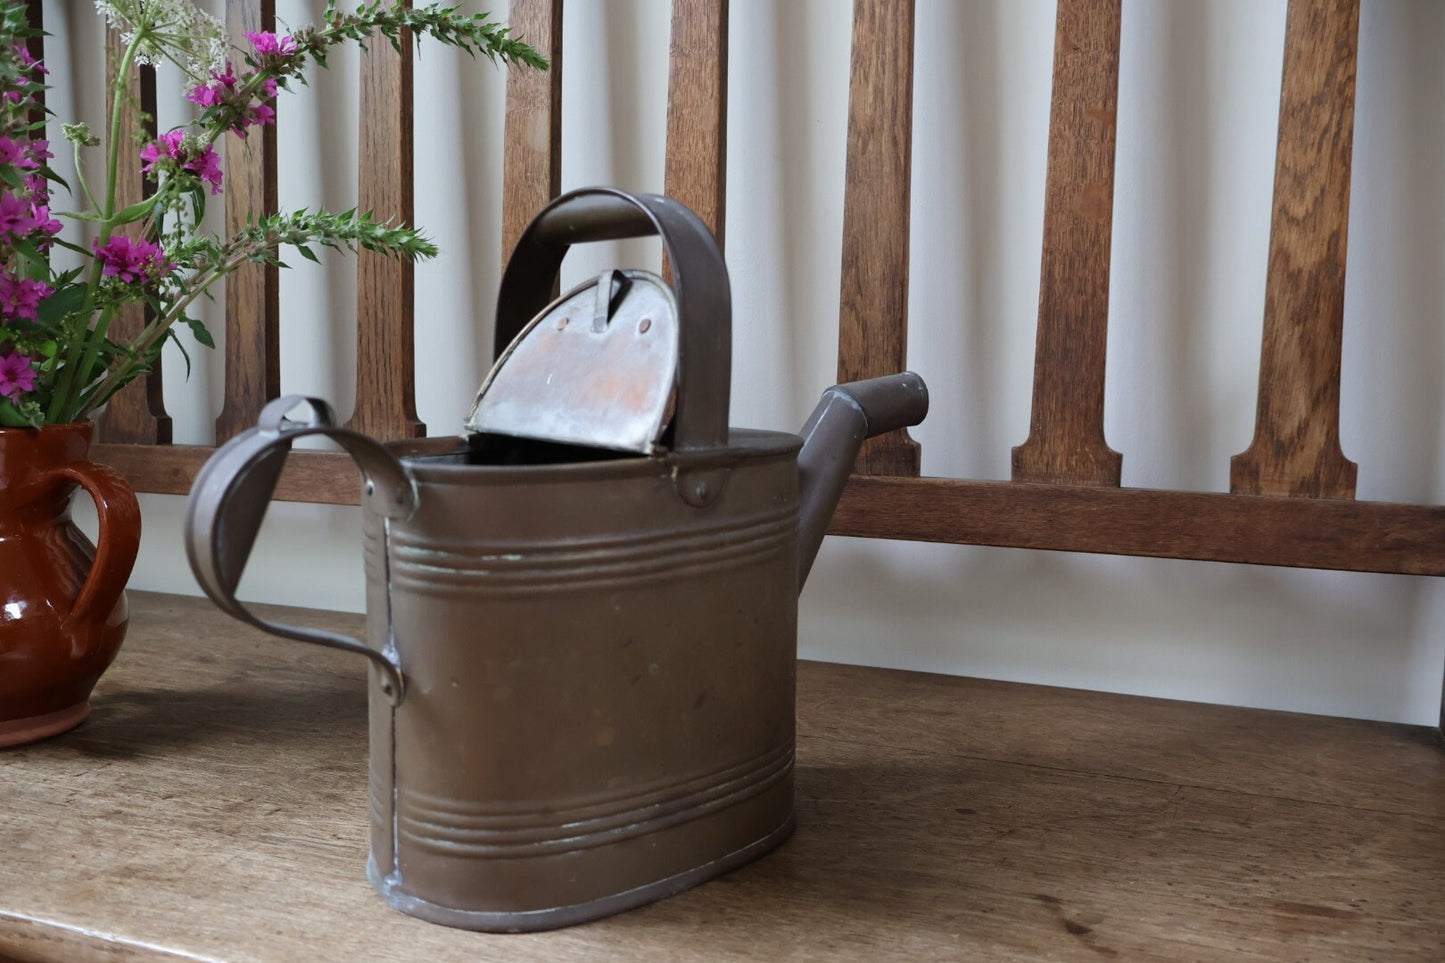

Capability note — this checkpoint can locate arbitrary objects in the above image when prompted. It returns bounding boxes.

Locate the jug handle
[44,460,141,651]
[493,188,731,455]
[185,396,416,704]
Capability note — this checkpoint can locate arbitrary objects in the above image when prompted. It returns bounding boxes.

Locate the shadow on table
[49,679,368,761]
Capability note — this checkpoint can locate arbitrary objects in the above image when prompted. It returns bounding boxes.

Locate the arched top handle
[493,188,732,454]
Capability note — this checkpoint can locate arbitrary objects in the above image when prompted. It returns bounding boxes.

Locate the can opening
[396,432,644,469]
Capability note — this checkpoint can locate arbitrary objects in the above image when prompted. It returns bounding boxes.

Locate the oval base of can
[367,812,795,933]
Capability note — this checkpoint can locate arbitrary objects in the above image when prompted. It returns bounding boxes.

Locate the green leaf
[35,284,87,326]
[183,315,216,350]
[36,165,69,193]
[9,237,48,273]
[112,194,159,224]
[166,328,193,380]
[0,397,42,428]
[295,244,319,263]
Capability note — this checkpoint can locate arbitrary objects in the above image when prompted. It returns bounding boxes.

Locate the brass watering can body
[185,189,927,931]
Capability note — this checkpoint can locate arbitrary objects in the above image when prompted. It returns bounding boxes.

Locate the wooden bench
[51,0,1445,732]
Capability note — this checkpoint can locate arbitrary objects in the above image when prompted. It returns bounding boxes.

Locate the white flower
[93,0,226,77]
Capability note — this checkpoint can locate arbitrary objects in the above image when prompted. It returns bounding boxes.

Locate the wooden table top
[2,591,1442,962]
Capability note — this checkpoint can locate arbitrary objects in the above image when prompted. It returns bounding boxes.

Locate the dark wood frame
[44,0,1445,729]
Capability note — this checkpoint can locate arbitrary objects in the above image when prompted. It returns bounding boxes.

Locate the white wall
[55,0,1445,725]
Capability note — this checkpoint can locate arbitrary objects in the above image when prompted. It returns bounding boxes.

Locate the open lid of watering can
[465,188,731,456]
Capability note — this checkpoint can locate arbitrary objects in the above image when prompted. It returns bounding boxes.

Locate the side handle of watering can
[494,187,731,454]
[184,396,416,704]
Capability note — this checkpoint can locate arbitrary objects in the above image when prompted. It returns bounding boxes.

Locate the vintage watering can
[184,188,928,932]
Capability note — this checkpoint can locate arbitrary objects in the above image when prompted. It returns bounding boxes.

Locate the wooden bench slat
[347,12,423,440]
[24,0,42,127]
[1230,0,1360,499]
[1010,0,1121,487]
[664,0,728,244]
[832,476,1445,577]
[97,29,170,445]
[500,0,563,265]
[214,0,279,444]
[95,443,360,504]
[836,0,920,477]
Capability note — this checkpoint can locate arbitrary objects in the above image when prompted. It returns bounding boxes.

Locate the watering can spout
[795,372,929,587]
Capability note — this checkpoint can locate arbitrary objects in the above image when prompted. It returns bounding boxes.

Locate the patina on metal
[184,187,928,932]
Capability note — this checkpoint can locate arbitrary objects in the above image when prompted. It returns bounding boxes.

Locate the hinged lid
[465,269,679,454]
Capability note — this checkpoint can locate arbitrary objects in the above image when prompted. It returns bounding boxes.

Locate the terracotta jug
[0,423,141,747]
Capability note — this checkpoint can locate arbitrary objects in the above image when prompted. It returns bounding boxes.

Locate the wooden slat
[94,444,360,504]
[1010,0,1121,487]
[836,0,920,477]
[664,0,728,243]
[97,30,170,445]
[347,10,423,440]
[214,0,279,444]
[500,0,563,264]
[831,476,1445,576]
[1230,0,1360,499]
[24,0,42,128]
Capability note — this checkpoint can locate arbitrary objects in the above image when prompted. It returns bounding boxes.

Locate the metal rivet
[638,317,652,334]
[693,481,709,499]
[556,316,570,330]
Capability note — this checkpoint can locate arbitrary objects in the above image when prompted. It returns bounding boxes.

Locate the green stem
[71,140,99,213]
[72,258,232,419]
[47,32,143,423]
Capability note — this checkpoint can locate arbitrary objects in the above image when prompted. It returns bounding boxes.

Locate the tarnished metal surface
[466,270,679,453]
[184,188,930,932]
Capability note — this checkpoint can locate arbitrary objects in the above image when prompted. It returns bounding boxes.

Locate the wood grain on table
[1,592,1442,962]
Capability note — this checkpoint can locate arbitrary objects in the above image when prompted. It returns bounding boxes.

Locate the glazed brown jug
[0,422,141,746]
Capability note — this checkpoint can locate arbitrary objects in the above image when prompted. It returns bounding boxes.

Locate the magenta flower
[92,236,172,284]
[246,31,298,58]
[28,203,61,242]
[139,131,224,193]
[12,44,46,75]
[0,136,38,169]
[190,145,224,194]
[248,101,276,129]
[0,351,36,402]
[139,130,186,172]
[187,62,241,109]
[0,273,51,323]
[0,192,37,240]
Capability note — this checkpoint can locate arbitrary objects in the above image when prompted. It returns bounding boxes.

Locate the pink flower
[247,101,276,129]
[12,44,46,75]
[92,236,172,284]
[0,351,36,401]
[187,62,241,109]
[139,131,223,193]
[29,202,60,241]
[0,136,38,169]
[190,145,224,194]
[139,130,186,173]
[0,192,37,240]
[246,31,298,58]
[0,273,51,323]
